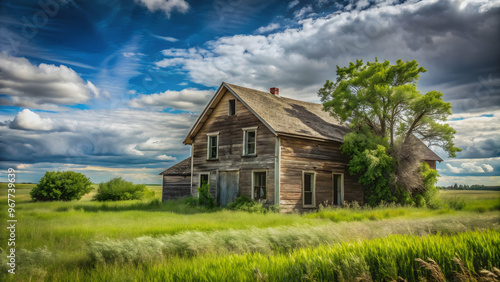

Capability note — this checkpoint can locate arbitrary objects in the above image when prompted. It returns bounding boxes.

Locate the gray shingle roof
[159,157,191,175]
[225,83,349,142]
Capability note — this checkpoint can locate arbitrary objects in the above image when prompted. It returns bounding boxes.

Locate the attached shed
[159,158,191,201]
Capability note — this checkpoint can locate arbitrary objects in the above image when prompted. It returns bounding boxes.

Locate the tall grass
[33,229,500,281]
[86,212,500,265]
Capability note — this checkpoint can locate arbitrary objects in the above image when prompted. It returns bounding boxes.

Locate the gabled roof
[182,82,442,162]
[159,157,191,176]
[183,82,349,144]
[410,135,443,162]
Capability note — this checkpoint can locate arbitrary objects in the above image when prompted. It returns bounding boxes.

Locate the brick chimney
[270,87,279,95]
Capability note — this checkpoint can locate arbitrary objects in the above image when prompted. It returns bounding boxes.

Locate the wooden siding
[425,160,437,170]
[279,136,364,212]
[162,175,191,201]
[191,89,276,205]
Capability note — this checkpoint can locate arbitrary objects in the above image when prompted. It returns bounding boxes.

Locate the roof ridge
[225,82,323,106]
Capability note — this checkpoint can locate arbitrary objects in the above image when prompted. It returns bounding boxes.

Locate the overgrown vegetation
[226,196,266,212]
[197,183,216,208]
[94,177,154,201]
[319,59,460,206]
[30,171,93,201]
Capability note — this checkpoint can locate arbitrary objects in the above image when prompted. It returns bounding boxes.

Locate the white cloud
[445,161,494,174]
[256,23,280,34]
[135,0,189,17]
[483,164,494,172]
[461,162,485,173]
[155,154,177,161]
[123,52,146,58]
[0,53,99,109]
[16,164,32,169]
[10,109,54,131]
[293,5,313,19]
[137,137,180,151]
[288,0,299,10]
[129,88,213,112]
[150,33,179,42]
[446,163,462,173]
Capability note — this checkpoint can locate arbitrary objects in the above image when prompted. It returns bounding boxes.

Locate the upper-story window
[242,127,257,156]
[207,133,219,160]
[228,99,236,116]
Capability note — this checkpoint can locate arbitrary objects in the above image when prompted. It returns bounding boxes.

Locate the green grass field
[0,183,499,281]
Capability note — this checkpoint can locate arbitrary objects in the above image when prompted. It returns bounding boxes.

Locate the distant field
[0,183,498,281]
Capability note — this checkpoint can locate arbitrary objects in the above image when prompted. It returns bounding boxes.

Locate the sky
[0,0,499,186]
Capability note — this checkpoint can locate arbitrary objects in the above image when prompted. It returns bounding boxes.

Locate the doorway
[218,171,239,206]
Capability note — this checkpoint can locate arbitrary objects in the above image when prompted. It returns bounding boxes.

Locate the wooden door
[218,171,239,207]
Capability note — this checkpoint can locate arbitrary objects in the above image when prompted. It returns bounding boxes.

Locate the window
[207,133,218,160]
[333,173,344,205]
[303,172,315,207]
[253,171,266,201]
[228,99,236,116]
[199,173,209,188]
[243,127,257,156]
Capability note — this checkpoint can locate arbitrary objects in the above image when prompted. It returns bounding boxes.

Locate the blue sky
[0,0,499,186]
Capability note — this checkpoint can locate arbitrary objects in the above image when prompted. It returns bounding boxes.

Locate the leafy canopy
[30,171,93,201]
[318,58,460,157]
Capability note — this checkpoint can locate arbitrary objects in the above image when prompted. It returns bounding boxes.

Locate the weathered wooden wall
[162,175,191,201]
[425,160,437,170]
[191,89,276,205]
[279,136,364,212]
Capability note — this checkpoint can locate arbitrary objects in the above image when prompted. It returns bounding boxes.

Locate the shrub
[414,194,426,208]
[30,171,93,201]
[197,183,216,208]
[94,177,154,201]
[227,196,265,213]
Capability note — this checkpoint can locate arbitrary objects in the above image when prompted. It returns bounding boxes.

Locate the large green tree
[318,59,460,205]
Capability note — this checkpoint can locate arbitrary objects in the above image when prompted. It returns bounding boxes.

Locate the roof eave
[276,131,343,143]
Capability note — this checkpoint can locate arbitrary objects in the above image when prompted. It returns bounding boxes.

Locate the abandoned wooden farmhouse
[160,82,442,212]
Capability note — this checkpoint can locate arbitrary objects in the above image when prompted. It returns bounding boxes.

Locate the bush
[414,194,426,208]
[197,183,216,208]
[94,177,154,201]
[30,171,93,201]
[227,196,265,213]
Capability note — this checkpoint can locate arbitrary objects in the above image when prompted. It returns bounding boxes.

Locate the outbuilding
[159,157,191,201]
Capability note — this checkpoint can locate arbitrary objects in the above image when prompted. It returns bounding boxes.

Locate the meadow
[0,183,499,281]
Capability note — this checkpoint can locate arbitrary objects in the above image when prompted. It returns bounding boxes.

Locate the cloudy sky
[0,0,499,185]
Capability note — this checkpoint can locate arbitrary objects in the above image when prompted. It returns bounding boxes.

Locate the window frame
[199,172,210,188]
[242,126,258,156]
[302,171,316,208]
[333,173,344,206]
[228,99,236,116]
[251,170,267,201]
[206,132,219,160]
